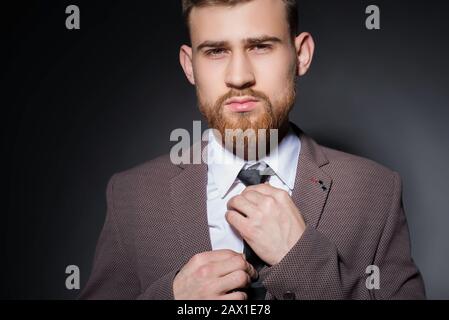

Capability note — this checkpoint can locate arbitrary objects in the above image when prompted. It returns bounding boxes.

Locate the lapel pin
[310,177,328,191]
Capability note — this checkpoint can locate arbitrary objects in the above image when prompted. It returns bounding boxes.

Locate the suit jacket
[80,125,426,300]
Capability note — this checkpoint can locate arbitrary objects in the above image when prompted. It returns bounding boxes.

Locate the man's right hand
[173,249,258,300]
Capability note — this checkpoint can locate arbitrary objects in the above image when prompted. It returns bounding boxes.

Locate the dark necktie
[237,164,273,300]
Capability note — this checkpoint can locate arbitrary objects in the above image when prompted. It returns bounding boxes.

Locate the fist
[173,249,258,300]
[226,183,306,266]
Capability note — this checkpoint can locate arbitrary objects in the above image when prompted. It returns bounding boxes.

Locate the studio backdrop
[2,0,449,299]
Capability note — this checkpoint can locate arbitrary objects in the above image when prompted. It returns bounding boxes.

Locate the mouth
[224,96,260,113]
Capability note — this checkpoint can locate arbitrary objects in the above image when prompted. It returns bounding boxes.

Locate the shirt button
[283,291,296,300]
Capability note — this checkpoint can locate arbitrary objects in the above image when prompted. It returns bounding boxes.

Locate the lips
[225,96,259,113]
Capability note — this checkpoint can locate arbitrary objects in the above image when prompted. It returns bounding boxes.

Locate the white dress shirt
[206,126,301,253]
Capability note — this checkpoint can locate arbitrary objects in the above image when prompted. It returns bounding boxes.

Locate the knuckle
[196,265,212,278]
[225,249,238,256]
[244,185,255,192]
[244,190,254,197]
[264,196,276,209]
[265,196,275,205]
[225,249,239,260]
[228,197,238,207]
[234,270,249,284]
[232,255,246,269]
[280,190,290,199]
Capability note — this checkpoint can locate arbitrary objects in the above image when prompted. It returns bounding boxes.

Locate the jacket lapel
[290,125,332,229]
[169,140,212,263]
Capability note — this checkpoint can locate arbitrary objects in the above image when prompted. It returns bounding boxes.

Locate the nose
[224,50,256,90]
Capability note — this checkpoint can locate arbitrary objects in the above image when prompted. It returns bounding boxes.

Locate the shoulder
[293,124,399,189]
[317,142,402,208]
[116,153,180,178]
[106,153,182,200]
[321,144,397,180]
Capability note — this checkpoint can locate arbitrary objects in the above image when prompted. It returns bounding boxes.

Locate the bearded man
[80,0,425,300]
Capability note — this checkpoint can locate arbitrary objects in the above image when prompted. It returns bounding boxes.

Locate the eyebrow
[196,36,283,51]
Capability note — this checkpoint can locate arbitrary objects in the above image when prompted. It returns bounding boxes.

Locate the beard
[197,80,296,160]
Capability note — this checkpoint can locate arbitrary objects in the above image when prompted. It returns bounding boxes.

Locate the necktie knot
[237,163,275,186]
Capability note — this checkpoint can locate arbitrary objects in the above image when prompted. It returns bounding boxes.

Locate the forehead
[189,0,290,45]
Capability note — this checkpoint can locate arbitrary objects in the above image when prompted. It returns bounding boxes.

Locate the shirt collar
[207,131,245,198]
[207,125,301,198]
[260,126,301,191]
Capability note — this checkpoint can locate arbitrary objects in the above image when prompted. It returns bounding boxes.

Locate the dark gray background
[2,0,448,299]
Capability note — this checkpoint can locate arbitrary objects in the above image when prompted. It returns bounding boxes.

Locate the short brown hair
[182,0,298,37]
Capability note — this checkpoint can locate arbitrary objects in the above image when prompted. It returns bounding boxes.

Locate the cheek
[193,58,226,103]
[253,54,295,101]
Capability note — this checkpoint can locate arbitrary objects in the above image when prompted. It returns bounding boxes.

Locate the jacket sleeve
[259,171,426,300]
[79,174,178,300]
[371,172,426,299]
[260,224,345,300]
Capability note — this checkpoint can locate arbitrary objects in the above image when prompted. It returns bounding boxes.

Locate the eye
[250,44,273,53]
[205,48,227,57]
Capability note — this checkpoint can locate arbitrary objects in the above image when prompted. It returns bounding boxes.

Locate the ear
[179,45,195,85]
[293,32,315,76]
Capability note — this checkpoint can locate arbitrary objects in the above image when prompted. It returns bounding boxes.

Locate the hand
[173,249,258,300]
[225,183,306,266]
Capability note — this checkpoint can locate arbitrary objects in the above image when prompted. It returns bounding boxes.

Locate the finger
[219,254,258,280]
[209,254,258,280]
[191,249,241,266]
[241,190,266,205]
[225,210,249,236]
[246,183,288,201]
[215,270,251,294]
[218,291,248,300]
[227,195,258,217]
[245,183,278,195]
[246,261,259,280]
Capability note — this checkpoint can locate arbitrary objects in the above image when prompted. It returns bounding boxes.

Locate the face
[180,0,314,152]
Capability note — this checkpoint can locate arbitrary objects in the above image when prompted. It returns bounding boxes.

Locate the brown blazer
[80,125,426,300]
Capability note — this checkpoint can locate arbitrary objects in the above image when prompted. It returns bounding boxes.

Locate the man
[80,0,426,300]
